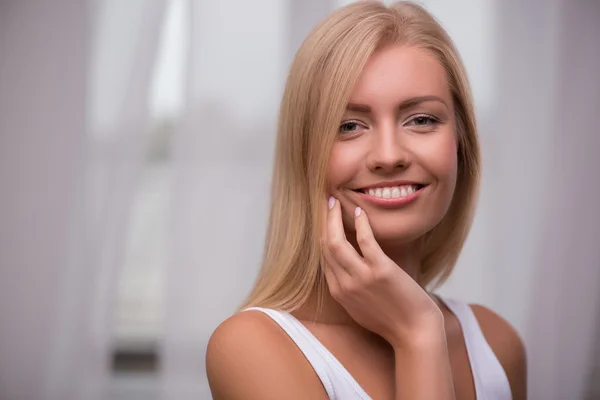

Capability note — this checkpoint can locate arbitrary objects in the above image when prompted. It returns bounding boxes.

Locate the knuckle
[328,285,342,300]
[356,233,369,247]
[372,266,392,282]
[361,271,377,287]
[340,280,359,296]
[327,238,343,254]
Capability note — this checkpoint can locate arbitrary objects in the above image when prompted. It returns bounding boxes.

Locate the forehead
[349,45,451,105]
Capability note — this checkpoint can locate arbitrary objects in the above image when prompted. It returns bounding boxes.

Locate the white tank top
[243,297,512,400]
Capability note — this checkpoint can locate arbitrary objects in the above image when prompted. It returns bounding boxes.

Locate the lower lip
[355,187,424,208]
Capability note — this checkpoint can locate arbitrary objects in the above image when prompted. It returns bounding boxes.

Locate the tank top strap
[437,297,513,400]
[242,307,371,399]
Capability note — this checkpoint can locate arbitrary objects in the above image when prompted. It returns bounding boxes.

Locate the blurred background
[1,0,599,399]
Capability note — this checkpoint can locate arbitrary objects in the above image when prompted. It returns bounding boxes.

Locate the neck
[294,236,424,329]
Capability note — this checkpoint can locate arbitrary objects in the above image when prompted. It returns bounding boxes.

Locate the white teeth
[364,185,419,199]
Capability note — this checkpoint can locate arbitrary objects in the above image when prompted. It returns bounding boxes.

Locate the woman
[206,1,526,399]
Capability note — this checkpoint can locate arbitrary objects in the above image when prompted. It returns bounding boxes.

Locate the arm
[471,305,527,400]
[206,311,328,400]
[392,318,456,400]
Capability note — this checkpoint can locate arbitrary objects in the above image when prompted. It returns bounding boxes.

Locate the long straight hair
[239,1,480,312]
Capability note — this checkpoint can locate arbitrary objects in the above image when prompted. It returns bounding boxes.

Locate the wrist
[391,315,447,352]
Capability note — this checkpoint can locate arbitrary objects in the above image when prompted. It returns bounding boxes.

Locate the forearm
[393,329,455,400]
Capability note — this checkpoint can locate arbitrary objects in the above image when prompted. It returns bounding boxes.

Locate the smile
[351,183,427,208]
[357,184,425,199]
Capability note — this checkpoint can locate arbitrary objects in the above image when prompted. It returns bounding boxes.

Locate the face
[327,44,458,246]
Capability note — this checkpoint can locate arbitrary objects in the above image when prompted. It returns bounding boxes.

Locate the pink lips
[355,185,425,209]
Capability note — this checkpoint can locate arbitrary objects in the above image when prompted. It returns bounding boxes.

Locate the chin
[370,220,430,245]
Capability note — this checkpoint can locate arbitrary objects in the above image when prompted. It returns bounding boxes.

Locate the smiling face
[327,44,458,246]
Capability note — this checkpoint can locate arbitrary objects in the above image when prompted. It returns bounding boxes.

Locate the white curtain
[0,2,89,399]
[0,0,165,399]
[162,1,305,397]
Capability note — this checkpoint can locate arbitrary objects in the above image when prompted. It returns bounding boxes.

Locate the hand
[321,196,444,349]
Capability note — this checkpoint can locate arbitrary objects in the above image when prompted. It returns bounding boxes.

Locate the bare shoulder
[205,310,327,400]
[470,304,527,400]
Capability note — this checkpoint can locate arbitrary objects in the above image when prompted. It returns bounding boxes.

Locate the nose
[366,122,411,173]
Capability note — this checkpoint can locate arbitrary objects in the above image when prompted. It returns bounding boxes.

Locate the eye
[405,114,440,128]
[339,120,366,133]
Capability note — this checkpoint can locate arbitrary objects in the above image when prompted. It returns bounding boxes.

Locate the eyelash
[339,120,365,133]
[338,114,440,134]
[406,114,440,127]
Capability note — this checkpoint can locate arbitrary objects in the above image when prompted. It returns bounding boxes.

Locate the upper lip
[355,180,426,190]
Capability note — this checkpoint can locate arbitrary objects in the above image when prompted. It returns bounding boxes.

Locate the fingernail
[328,196,335,209]
[355,207,362,217]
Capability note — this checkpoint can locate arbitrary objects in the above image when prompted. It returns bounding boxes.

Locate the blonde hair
[240,0,480,312]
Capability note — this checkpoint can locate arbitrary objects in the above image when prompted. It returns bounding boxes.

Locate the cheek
[411,132,458,220]
[420,133,458,184]
[440,139,458,185]
[326,142,362,191]
[426,134,459,220]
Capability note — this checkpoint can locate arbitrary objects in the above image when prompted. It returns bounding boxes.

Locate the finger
[321,197,347,279]
[322,245,354,298]
[322,238,350,279]
[353,206,384,265]
[321,197,347,282]
[326,196,364,276]
[321,256,341,299]
[321,196,330,242]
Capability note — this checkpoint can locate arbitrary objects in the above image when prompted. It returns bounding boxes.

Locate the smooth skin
[206,45,527,399]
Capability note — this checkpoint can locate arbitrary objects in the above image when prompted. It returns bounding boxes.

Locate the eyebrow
[346,95,448,113]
